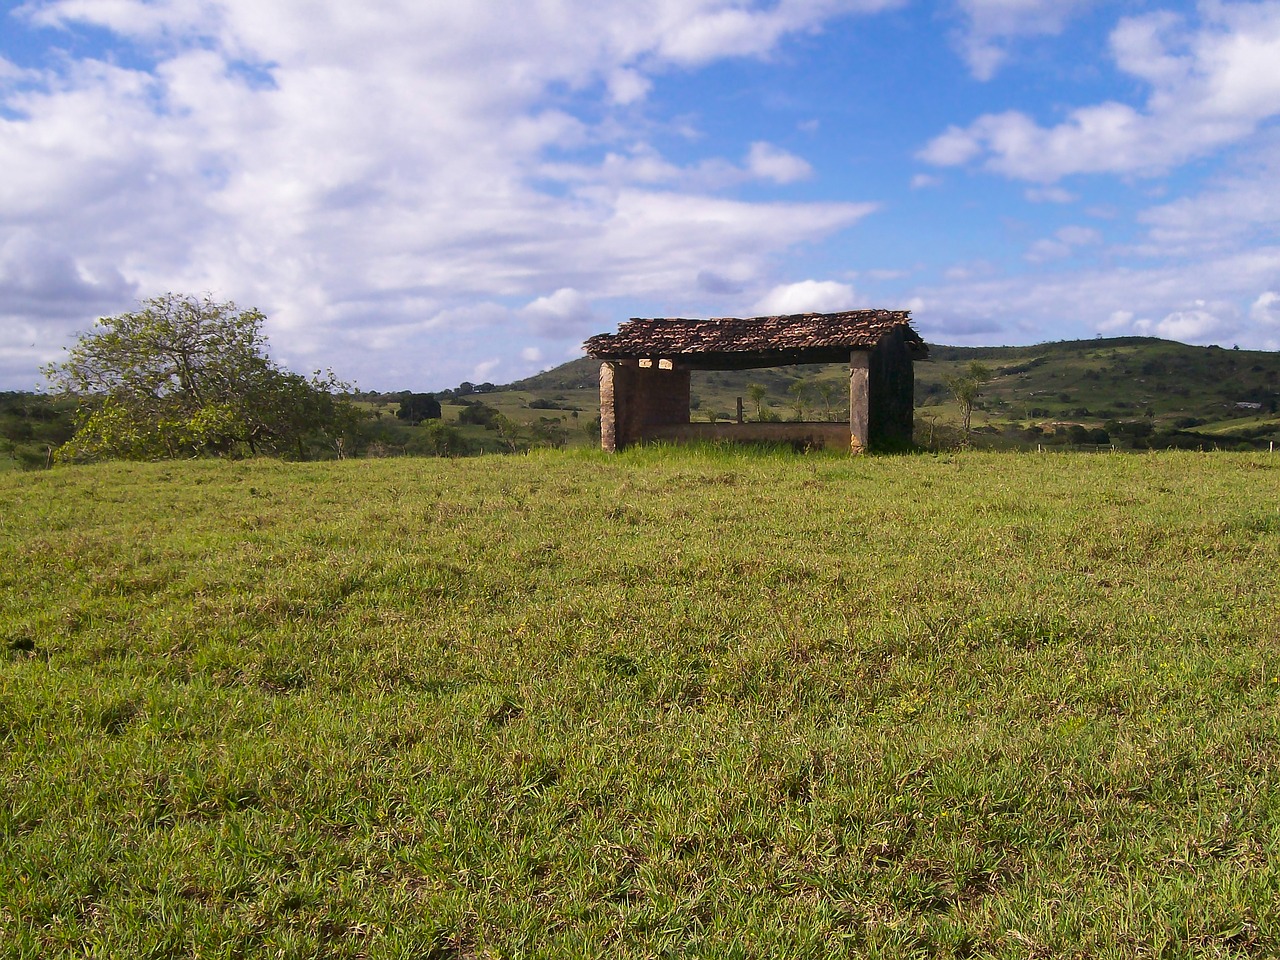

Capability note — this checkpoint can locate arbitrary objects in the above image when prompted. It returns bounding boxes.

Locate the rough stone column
[849,350,870,453]
[599,362,619,452]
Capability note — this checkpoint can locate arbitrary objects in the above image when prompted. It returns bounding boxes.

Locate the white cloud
[472,358,502,382]
[607,68,651,105]
[654,0,904,66]
[540,140,814,191]
[910,248,1280,348]
[952,0,1097,80]
[0,0,889,389]
[922,2,1280,181]
[1024,225,1101,262]
[1251,291,1280,325]
[910,172,941,189]
[521,346,544,363]
[745,142,812,183]
[754,279,857,315]
[520,288,598,337]
[1137,142,1280,255]
[1130,303,1237,342]
[1025,185,1076,204]
[1099,309,1134,332]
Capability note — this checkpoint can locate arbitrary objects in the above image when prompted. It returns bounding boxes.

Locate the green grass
[3,449,1280,957]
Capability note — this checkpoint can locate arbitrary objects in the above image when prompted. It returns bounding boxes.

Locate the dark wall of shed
[600,361,691,451]
[868,327,916,449]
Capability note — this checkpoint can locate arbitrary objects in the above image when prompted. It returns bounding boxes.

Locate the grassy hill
[8,337,1280,469]
[501,337,1280,451]
[3,450,1278,956]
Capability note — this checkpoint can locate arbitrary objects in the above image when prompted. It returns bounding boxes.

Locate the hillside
[8,337,1280,469]
[503,336,1280,450]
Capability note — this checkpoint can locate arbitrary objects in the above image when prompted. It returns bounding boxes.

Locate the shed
[583,310,927,453]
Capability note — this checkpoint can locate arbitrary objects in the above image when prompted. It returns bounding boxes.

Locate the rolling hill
[501,336,1280,450]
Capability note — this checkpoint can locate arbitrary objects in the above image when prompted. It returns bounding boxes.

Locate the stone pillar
[600,362,620,452]
[849,350,869,454]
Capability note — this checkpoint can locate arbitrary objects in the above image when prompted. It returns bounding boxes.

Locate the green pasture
[3,449,1279,957]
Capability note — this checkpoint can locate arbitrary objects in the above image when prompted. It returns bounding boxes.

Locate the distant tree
[787,381,809,421]
[1066,424,1090,444]
[815,380,839,421]
[395,393,441,424]
[45,293,361,462]
[944,361,993,445]
[407,421,470,457]
[492,412,523,452]
[747,383,767,421]
[457,401,498,426]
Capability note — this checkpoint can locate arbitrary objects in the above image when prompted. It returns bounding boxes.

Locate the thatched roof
[583,310,926,369]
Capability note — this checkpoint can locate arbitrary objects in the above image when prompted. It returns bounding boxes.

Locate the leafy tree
[491,412,524,452]
[815,380,839,421]
[787,381,809,421]
[406,421,470,457]
[944,361,992,445]
[45,293,361,461]
[747,382,767,421]
[395,393,442,424]
[457,400,499,426]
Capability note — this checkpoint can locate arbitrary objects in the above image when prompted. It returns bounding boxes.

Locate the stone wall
[600,361,691,451]
[646,421,851,449]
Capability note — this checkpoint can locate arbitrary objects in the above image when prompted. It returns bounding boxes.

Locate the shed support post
[600,361,622,452]
[849,350,869,453]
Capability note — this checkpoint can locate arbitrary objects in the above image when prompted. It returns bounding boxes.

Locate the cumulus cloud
[0,0,887,389]
[1251,291,1280,325]
[1025,185,1076,204]
[1137,142,1280,255]
[520,288,598,337]
[908,248,1280,348]
[1133,305,1236,342]
[921,2,1280,181]
[952,0,1097,80]
[0,231,135,317]
[472,358,502,382]
[542,140,814,191]
[1024,225,1101,262]
[745,142,812,183]
[654,0,904,66]
[754,279,857,315]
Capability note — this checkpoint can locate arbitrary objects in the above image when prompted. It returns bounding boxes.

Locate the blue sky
[1,0,1278,391]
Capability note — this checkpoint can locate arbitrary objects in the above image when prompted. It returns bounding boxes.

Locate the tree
[944,361,992,445]
[457,400,499,426]
[395,393,442,424]
[814,380,839,421]
[747,382,767,421]
[406,421,470,457]
[45,294,362,461]
[787,381,809,421]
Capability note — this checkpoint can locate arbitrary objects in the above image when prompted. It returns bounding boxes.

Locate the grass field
[3,448,1279,957]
